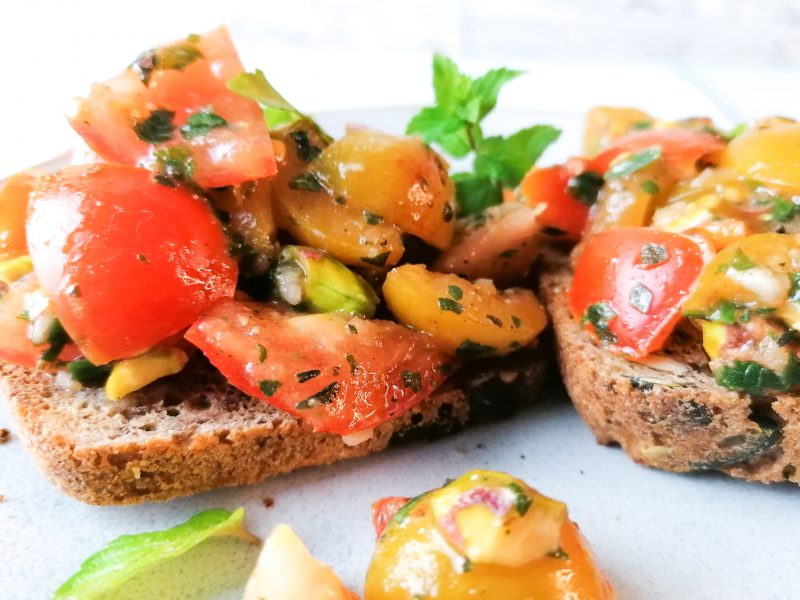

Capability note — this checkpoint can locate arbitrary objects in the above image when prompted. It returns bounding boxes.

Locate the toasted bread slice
[0,346,548,505]
[540,257,800,485]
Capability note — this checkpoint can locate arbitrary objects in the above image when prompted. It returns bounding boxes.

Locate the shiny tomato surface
[68,27,276,188]
[185,301,453,434]
[569,228,713,358]
[589,128,725,178]
[520,164,589,238]
[27,164,237,364]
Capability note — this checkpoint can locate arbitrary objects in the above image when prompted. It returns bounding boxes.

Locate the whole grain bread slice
[1,346,548,505]
[540,257,800,485]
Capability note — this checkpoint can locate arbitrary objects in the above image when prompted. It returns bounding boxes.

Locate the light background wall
[0,0,797,173]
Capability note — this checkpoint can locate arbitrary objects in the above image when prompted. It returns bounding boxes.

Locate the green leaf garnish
[771,196,800,223]
[438,297,464,314]
[456,339,497,358]
[134,109,176,144]
[154,146,197,185]
[227,69,331,140]
[259,380,281,397]
[67,359,112,387]
[53,508,257,600]
[447,285,463,300]
[507,482,532,516]
[451,172,503,216]
[605,146,662,180]
[567,170,605,206]
[180,110,228,140]
[407,55,559,215]
[582,302,617,344]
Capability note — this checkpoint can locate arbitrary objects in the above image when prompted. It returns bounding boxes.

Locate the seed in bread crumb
[0,429,9,444]
[262,497,275,508]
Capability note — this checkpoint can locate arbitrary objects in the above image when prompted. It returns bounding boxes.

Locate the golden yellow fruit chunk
[243,524,356,600]
[105,347,188,400]
[583,105,653,155]
[314,130,455,250]
[364,470,614,600]
[720,121,800,192]
[383,264,547,356]
[0,255,33,285]
[684,233,800,317]
[207,178,277,260]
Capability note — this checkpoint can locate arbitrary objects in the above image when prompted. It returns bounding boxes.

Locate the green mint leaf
[180,110,227,140]
[154,146,197,184]
[53,508,257,600]
[640,179,661,195]
[470,67,523,120]
[789,273,800,302]
[432,54,473,114]
[438,297,464,314]
[729,248,757,271]
[605,146,662,180]
[134,109,176,144]
[406,107,473,158]
[476,125,561,187]
[507,482,532,516]
[228,69,330,140]
[452,173,503,216]
[456,339,497,358]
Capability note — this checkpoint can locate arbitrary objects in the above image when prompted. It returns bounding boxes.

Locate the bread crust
[1,347,548,505]
[541,257,799,485]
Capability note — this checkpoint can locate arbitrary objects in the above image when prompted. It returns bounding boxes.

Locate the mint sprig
[407,55,560,216]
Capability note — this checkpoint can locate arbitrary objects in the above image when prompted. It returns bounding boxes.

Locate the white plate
[1,108,797,600]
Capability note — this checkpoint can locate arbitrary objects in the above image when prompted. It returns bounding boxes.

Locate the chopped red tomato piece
[27,164,237,364]
[520,165,589,239]
[0,275,79,369]
[371,496,411,538]
[588,128,725,178]
[68,26,276,188]
[185,301,454,435]
[0,171,40,260]
[569,228,714,358]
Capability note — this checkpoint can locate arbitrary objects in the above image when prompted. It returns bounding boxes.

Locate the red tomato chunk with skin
[26,164,238,365]
[68,26,277,188]
[185,301,454,435]
[569,228,713,358]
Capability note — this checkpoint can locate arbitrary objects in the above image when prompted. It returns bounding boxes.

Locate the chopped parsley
[154,146,196,185]
[716,360,786,396]
[360,252,390,267]
[717,248,756,273]
[345,353,360,374]
[289,130,322,162]
[582,302,617,344]
[67,359,112,387]
[789,273,800,302]
[259,380,282,397]
[640,179,660,195]
[363,210,384,226]
[289,172,326,192]
[567,170,604,206]
[134,109,176,144]
[40,319,70,363]
[456,339,497,358]
[296,369,321,383]
[257,344,267,363]
[347,324,359,335]
[438,298,464,314]
[776,329,800,347]
[507,482,532,516]
[442,202,454,222]
[511,315,522,328]
[771,196,800,223]
[639,243,668,265]
[498,249,518,259]
[486,314,503,327]
[447,285,463,300]
[605,146,662,180]
[547,548,570,560]
[131,39,204,86]
[629,282,654,314]
[180,110,228,140]
[401,370,423,393]
[296,381,340,409]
